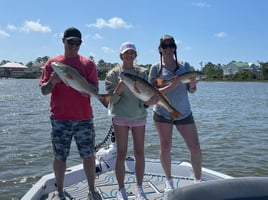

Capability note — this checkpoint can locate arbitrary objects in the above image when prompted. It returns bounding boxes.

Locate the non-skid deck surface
[42,171,195,200]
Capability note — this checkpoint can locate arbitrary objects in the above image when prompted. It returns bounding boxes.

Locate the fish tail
[99,94,112,108]
[170,109,183,121]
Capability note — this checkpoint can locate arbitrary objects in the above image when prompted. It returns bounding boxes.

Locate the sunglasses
[161,43,176,49]
[67,39,82,46]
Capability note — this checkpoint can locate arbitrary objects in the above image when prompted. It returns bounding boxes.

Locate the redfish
[120,72,182,120]
[51,62,111,107]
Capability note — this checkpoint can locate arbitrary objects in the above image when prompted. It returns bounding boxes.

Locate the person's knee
[190,145,202,155]
[161,142,172,151]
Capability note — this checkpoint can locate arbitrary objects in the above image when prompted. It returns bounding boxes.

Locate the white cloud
[20,20,51,33]
[0,29,10,38]
[7,24,17,31]
[214,32,227,38]
[101,46,114,54]
[93,33,103,40]
[192,1,211,8]
[87,17,132,29]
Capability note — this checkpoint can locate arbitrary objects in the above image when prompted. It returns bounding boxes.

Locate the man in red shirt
[39,27,101,200]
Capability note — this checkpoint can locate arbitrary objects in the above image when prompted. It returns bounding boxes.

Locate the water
[0,79,267,199]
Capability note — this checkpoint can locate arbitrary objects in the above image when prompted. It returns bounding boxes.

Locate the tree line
[1,57,268,81]
[200,62,268,81]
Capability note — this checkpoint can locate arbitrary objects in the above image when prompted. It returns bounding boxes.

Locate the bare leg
[114,125,129,189]
[176,123,202,180]
[154,121,173,180]
[132,126,145,186]
[83,156,96,191]
[53,158,66,193]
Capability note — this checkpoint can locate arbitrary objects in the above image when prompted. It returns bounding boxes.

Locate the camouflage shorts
[50,117,96,161]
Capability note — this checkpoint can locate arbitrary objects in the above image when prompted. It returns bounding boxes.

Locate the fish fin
[134,81,142,94]
[61,77,70,87]
[60,72,72,87]
[156,78,164,87]
[156,78,172,87]
[64,71,74,80]
[99,94,112,108]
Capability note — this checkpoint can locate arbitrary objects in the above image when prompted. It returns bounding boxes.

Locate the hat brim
[120,48,136,54]
[65,36,81,40]
[161,38,175,43]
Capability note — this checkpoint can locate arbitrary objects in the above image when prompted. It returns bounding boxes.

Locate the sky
[1,0,268,70]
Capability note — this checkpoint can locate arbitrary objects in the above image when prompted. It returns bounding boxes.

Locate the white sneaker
[164,179,174,192]
[135,186,147,200]
[117,187,128,200]
[194,179,202,184]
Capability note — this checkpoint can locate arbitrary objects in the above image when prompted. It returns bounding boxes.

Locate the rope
[95,125,114,151]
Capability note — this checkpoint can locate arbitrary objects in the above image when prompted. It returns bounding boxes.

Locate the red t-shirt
[39,55,98,120]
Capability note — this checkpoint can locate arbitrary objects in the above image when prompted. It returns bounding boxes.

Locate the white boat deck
[22,151,233,200]
[41,171,195,200]
[21,140,268,200]
[30,156,232,200]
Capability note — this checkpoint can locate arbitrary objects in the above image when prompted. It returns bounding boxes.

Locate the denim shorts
[153,112,195,125]
[50,117,95,161]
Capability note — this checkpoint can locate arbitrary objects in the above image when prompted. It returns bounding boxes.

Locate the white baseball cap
[120,42,136,54]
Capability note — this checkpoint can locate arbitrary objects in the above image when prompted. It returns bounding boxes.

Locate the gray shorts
[153,112,195,125]
[50,117,95,161]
